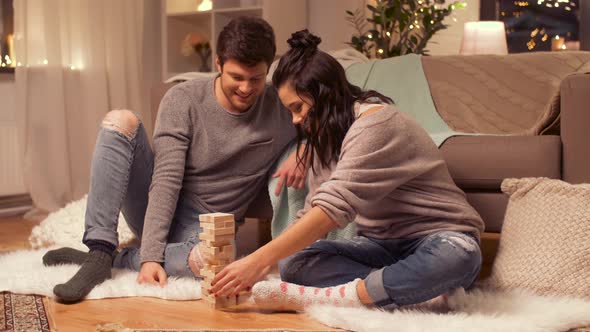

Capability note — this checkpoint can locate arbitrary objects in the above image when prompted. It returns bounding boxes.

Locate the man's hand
[210,254,271,297]
[273,145,309,196]
[137,261,168,286]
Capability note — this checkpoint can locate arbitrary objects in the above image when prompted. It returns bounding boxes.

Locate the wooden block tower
[198,212,236,309]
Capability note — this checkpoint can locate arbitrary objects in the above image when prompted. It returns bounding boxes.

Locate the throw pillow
[488,177,590,298]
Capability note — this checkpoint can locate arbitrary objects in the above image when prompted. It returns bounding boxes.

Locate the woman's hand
[209,254,271,297]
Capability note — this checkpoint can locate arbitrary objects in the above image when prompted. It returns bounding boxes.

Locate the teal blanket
[347,54,458,147]
[268,143,356,240]
[269,54,458,239]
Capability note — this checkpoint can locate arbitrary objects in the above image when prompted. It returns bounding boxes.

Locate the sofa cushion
[465,192,508,233]
[487,177,590,298]
[440,135,561,190]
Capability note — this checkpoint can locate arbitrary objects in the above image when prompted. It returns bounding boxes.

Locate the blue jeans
[82,121,200,278]
[279,231,482,309]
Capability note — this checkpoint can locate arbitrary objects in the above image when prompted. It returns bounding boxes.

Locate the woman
[209,30,484,311]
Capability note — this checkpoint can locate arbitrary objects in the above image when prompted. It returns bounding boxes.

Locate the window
[0,0,14,71]
[500,0,580,53]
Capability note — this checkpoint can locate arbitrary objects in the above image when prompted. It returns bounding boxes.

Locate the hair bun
[287,30,321,51]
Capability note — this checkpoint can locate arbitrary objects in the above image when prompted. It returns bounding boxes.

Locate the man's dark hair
[216,16,276,68]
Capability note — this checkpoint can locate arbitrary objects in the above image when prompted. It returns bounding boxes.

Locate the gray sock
[53,250,113,303]
[43,247,88,266]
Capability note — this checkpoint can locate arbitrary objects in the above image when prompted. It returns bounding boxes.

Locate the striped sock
[252,279,362,312]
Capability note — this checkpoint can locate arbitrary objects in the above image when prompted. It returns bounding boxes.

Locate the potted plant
[346,0,465,58]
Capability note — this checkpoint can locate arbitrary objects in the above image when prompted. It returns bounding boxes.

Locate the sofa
[150,51,590,272]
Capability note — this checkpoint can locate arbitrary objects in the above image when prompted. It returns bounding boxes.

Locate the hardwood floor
[0,216,336,331]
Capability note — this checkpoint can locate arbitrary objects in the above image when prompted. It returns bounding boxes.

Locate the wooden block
[201,219,234,229]
[208,257,231,265]
[199,213,234,223]
[200,280,212,292]
[199,245,221,256]
[201,226,235,236]
[202,237,233,247]
[199,232,234,243]
[199,268,216,279]
[202,293,237,309]
[205,264,227,273]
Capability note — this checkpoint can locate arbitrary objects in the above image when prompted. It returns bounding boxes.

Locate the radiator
[0,123,26,196]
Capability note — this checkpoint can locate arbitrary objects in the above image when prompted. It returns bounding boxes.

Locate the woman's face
[277,81,314,130]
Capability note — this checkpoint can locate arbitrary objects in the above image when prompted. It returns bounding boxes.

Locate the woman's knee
[102,109,140,140]
[428,232,482,281]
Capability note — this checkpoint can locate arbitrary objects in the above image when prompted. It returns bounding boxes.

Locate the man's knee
[102,109,140,140]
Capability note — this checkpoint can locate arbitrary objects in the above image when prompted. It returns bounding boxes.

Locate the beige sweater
[299,104,484,241]
[141,78,296,262]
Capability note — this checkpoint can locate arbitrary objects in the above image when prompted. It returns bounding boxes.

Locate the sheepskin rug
[2,196,200,300]
[0,248,201,300]
[4,196,590,332]
[308,288,590,332]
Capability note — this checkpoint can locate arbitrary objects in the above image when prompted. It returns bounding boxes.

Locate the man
[43,16,304,303]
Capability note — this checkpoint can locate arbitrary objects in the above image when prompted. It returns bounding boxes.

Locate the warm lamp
[460,21,508,55]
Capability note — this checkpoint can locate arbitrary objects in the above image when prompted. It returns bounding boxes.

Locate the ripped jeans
[279,231,482,309]
[82,119,200,278]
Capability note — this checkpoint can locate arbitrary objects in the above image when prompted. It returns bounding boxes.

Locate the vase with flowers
[181,32,212,72]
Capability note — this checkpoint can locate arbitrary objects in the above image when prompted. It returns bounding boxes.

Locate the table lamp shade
[460,21,508,55]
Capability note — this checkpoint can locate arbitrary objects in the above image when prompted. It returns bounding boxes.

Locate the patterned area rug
[0,292,51,332]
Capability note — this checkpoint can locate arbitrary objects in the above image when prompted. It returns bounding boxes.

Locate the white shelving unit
[161,0,307,81]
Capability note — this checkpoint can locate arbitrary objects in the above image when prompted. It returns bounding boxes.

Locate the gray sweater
[299,104,484,240]
[141,78,296,262]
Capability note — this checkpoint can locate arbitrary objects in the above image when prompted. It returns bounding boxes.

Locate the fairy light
[367,33,373,39]
[378,49,384,54]
[386,31,391,37]
[43,59,48,65]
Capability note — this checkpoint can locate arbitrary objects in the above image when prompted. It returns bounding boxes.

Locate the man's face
[216,58,268,113]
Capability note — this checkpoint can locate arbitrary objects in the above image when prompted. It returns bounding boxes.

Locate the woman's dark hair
[272,29,393,171]
[217,16,276,68]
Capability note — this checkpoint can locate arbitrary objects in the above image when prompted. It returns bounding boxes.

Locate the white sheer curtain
[13,0,161,216]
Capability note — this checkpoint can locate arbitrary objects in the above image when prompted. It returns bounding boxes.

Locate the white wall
[307,0,364,52]
[0,76,16,123]
[427,0,481,55]
[306,0,480,55]
[0,75,26,196]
